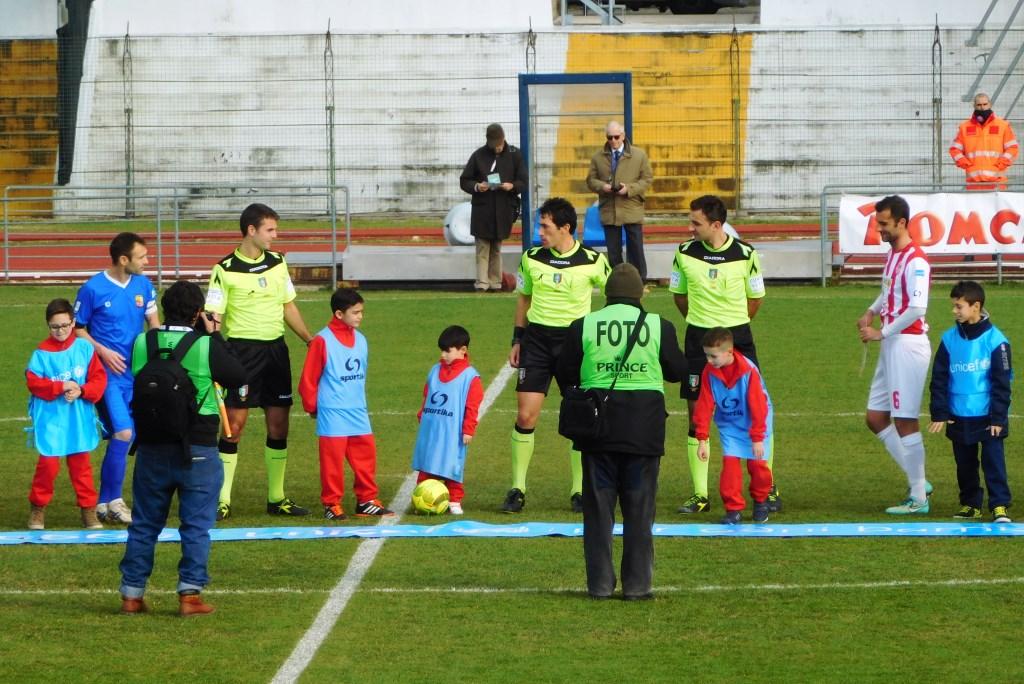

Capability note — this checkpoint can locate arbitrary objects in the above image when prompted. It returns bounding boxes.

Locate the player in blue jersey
[74,233,159,524]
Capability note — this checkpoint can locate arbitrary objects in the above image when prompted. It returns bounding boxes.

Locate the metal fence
[3,24,1024,217]
[1,184,349,285]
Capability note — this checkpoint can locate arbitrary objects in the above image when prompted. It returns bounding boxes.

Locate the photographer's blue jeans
[119,443,223,598]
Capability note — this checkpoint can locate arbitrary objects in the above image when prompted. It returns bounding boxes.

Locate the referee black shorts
[224,337,294,408]
[682,323,759,401]
[515,323,569,396]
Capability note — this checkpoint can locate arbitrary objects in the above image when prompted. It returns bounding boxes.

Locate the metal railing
[2,183,350,287]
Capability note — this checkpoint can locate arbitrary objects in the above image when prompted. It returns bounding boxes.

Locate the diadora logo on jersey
[135,295,144,307]
[429,391,449,406]
[704,255,726,262]
[248,264,269,273]
[549,259,571,266]
[951,357,992,373]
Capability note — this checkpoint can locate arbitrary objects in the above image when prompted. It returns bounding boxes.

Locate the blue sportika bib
[315,328,372,437]
[707,362,773,460]
[411,363,479,482]
[26,338,101,456]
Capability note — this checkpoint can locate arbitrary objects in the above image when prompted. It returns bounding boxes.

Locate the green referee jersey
[205,248,296,341]
[517,241,611,328]
[668,236,765,328]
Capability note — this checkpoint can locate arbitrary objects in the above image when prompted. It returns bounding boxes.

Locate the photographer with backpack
[118,280,246,617]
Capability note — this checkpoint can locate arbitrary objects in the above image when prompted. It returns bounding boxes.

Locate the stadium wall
[54,6,1023,216]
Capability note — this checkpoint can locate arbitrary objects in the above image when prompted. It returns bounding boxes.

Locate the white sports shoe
[106,498,133,525]
[448,501,464,516]
[885,498,930,515]
[96,503,108,522]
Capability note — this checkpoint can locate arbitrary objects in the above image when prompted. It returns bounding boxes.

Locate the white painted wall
[762,0,1024,27]
[87,0,553,37]
[0,0,60,38]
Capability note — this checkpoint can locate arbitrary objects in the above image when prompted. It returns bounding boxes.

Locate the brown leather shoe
[120,596,150,615]
[179,593,215,617]
[28,504,45,530]
[81,506,103,530]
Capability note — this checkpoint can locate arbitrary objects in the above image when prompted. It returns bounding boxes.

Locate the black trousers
[582,450,660,598]
[602,223,647,281]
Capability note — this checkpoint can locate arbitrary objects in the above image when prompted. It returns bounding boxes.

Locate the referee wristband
[512,326,525,346]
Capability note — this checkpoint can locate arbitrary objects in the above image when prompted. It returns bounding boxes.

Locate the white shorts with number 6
[866,333,931,419]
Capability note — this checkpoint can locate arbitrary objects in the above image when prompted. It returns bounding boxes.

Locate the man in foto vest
[949,92,1019,190]
[556,263,686,600]
[119,280,246,616]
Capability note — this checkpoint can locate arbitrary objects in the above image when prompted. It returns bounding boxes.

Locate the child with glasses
[25,298,107,530]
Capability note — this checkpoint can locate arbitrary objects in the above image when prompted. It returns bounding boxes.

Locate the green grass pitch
[2,283,1023,683]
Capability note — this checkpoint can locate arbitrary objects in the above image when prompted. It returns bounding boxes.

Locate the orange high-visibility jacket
[949,113,1019,190]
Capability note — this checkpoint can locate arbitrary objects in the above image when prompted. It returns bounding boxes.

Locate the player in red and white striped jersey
[857,195,932,515]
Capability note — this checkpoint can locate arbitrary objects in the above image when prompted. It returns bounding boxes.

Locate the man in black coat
[459,123,528,292]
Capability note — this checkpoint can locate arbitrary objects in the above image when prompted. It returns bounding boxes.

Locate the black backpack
[131,329,200,453]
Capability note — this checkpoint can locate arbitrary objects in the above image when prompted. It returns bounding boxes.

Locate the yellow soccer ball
[411,479,450,515]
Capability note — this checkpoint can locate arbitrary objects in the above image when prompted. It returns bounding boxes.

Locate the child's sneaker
[28,504,45,530]
[720,510,742,525]
[106,498,133,525]
[752,500,770,523]
[677,494,710,514]
[448,501,464,515]
[324,504,347,521]
[885,498,929,515]
[80,506,103,530]
[355,499,395,517]
[993,506,1012,523]
[953,505,982,519]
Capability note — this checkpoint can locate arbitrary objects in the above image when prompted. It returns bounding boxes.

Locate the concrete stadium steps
[0,39,58,217]
[549,32,751,212]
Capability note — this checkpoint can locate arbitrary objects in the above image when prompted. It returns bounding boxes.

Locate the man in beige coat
[586,121,654,280]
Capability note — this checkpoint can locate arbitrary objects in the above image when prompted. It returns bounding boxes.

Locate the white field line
[270,363,516,684]
[4,575,1023,597]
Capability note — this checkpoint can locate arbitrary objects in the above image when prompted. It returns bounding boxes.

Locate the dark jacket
[459,143,527,240]
[556,298,687,456]
[930,315,1012,442]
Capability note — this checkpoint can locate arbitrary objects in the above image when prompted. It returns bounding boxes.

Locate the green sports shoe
[267,498,310,516]
[886,498,930,515]
[677,494,710,514]
[953,505,982,519]
[216,502,231,521]
[993,506,1012,523]
[766,485,782,513]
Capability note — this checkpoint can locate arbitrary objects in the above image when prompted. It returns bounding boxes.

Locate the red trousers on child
[29,453,98,507]
[416,470,465,503]
[319,435,378,506]
[720,455,772,512]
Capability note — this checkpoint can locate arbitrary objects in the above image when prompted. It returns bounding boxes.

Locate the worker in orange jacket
[949,93,1018,190]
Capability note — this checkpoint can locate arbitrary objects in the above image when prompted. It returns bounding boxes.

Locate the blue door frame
[517,72,633,251]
